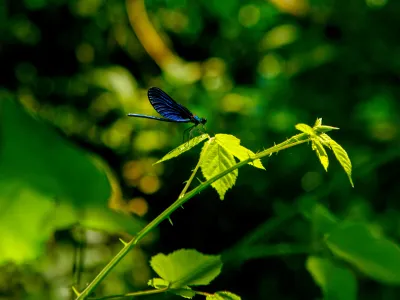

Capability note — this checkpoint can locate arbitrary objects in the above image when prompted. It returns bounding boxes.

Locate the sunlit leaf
[154,134,209,165]
[325,222,400,284]
[215,134,265,170]
[317,133,333,147]
[150,249,222,288]
[327,139,354,187]
[313,118,322,127]
[312,139,329,171]
[306,256,357,300]
[207,291,242,300]
[200,139,238,200]
[314,125,340,133]
[295,123,315,136]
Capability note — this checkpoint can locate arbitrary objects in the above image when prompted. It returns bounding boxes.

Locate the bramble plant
[71,118,360,299]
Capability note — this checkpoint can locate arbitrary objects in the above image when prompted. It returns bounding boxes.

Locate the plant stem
[75,135,311,299]
[90,287,168,299]
[178,138,211,199]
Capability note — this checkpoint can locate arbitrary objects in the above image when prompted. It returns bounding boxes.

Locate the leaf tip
[71,286,80,296]
[119,238,128,246]
[349,176,354,188]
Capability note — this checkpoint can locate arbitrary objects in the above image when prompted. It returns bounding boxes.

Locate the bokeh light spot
[101,120,133,151]
[258,54,282,79]
[203,57,226,76]
[164,61,202,84]
[202,75,223,91]
[127,197,148,217]
[221,93,248,113]
[269,0,309,16]
[139,175,160,194]
[89,67,138,106]
[142,157,164,175]
[261,24,299,50]
[133,130,168,152]
[159,9,189,33]
[238,5,260,28]
[268,110,297,132]
[123,160,144,186]
[89,93,117,118]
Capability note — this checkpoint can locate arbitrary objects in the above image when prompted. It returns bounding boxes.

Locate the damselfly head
[193,115,207,125]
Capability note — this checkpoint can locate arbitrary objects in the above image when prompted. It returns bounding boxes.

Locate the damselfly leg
[182,125,196,143]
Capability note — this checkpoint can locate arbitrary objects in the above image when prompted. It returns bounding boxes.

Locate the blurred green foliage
[0,98,143,263]
[1,0,400,299]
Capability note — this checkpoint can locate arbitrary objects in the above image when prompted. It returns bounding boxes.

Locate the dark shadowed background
[1,0,400,299]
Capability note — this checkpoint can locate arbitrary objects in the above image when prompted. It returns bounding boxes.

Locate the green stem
[178,138,211,199]
[75,135,311,299]
[90,287,168,299]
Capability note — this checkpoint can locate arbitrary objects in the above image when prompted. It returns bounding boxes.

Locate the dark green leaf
[306,256,357,300]
[326,222,400,284]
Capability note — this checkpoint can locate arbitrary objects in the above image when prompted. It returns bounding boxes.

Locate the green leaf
[327,139,354,187]
[306,256,357,300]
[171,287,196,299]
[154,134,209,164]
[295,123,315,136]
[150,249,222,288]
[200,139,237,200]
[325,222,400,284]
[300,197,338,235]
[311,204,338,235]
[317,132,333,147]
[149,278,196,299]
[148,278,169,289]
[313,118,323,127]
[215,134,265,170]
[312,139,329,171]
[0,99,143,264]
[207,291,242,300]
[314,125,340,133]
